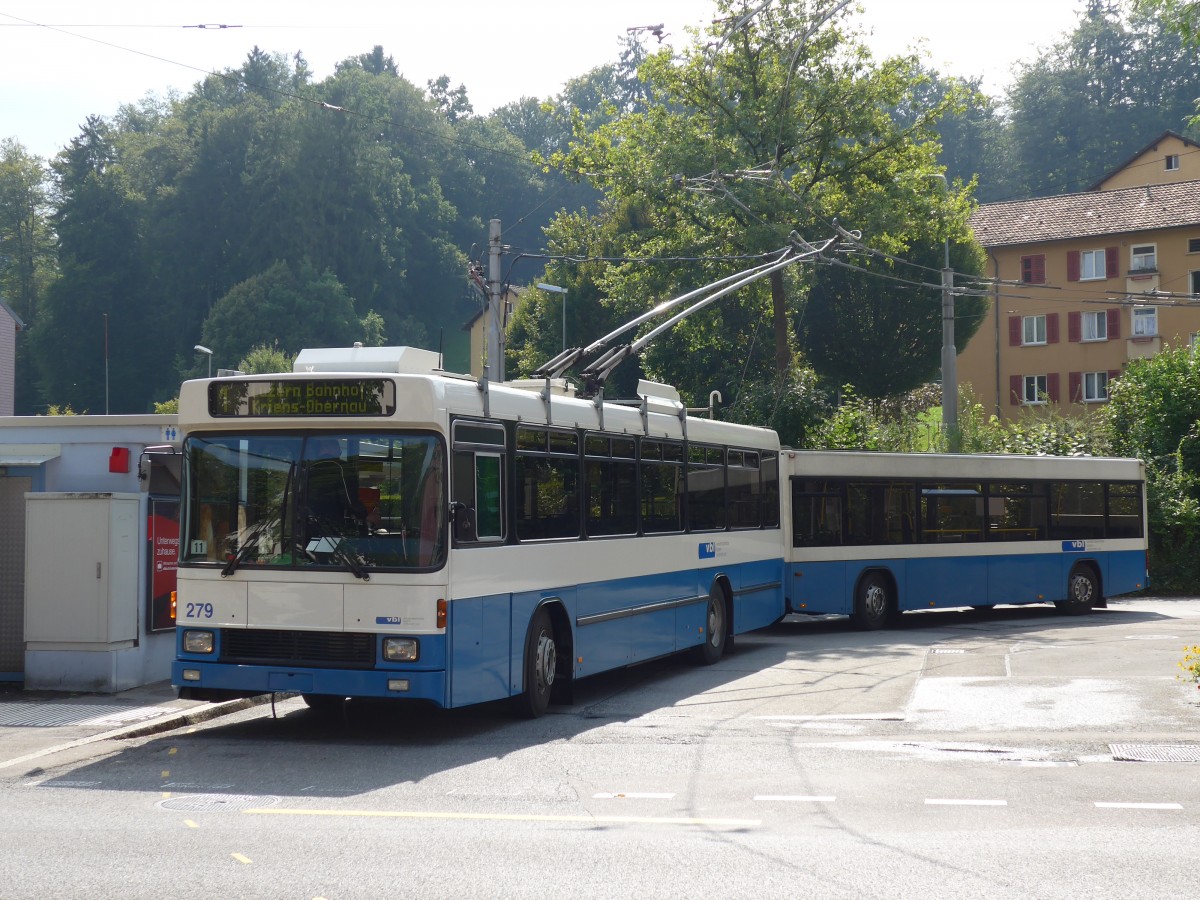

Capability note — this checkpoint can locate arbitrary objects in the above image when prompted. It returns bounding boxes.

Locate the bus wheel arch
[1058,562,1101,615]
[853,569,895,631]
[693,578,732,665]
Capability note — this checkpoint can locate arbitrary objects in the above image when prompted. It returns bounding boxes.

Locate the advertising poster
[147,497,179,632]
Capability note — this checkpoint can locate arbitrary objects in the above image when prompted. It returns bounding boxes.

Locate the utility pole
[486,218,505,383]
[941,258,958,451]
[928,173,958,451]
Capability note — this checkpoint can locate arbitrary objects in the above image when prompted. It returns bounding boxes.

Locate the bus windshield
[182,432,447,572]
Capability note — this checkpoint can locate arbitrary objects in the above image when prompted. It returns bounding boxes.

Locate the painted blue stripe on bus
[787,548,1144,615]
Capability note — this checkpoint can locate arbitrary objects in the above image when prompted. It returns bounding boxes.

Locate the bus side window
[451,450,504,544]
[451,420,507,545]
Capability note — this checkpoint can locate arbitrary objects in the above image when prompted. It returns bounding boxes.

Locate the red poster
[148,498,180,632]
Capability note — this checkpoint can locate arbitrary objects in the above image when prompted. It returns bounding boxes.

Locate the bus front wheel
[693,589,728,665]
[1057,566,1099,616]
[514,608,556,719]
[854,573,891,630]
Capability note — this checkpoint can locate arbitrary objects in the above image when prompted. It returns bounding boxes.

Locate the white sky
[1,1,1087,160]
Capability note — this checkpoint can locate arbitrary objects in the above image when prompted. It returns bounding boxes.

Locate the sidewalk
[0,681,266,773]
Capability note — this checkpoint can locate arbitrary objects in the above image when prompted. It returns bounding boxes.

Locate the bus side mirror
[451,502,476,542]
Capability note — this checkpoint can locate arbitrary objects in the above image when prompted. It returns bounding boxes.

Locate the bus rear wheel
[854,572,891,630]
[1057,565,1099,616]
[693,589,728,665]
[514,608,556,719]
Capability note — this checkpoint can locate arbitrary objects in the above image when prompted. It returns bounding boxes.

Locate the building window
[1189,238,1200,254]
[1023,375,1048,404]
[1023,315,1047,346]
[1080,249,1107,280]
[1132,306,1158,337]
[1083,371,1109,402]
[1020,255,1046,284]
[1081,311,1107,341]
[1131,244,1157,273]
[1166,154,1180,171]
[1191,271,1200,296]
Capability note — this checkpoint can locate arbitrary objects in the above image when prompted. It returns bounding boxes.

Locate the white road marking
[925,799,1008,806]
[754,795,835,803]
[1094,802,1182,810]
[592,792,675,799]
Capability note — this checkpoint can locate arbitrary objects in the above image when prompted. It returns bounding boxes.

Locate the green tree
[239,342,296,374]
[0,138,57,412]
[541,0,976,408]
[1005,1,1200,197]
[803,231,986,398]
[34,117,156,413]
[1102,346,1200,590]
[200,260,364,366]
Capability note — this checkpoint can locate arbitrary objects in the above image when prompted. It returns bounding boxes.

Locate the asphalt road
[1,597,1197,899]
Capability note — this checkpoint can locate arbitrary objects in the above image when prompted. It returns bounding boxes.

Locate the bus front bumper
[172,660,447,706]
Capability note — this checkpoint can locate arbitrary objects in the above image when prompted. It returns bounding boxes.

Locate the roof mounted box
[293,346,441,375]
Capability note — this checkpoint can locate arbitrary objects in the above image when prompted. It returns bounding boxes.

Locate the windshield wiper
[221,521,270,577]
[304,512,371,581]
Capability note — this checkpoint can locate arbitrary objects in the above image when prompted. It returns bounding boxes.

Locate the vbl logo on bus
[1062,540,1087,552]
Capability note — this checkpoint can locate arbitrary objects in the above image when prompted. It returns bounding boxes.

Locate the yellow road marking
[232,853,252,864]
[169,748,178,756]
[162,792,171,799]
[161,770,170,778]
[184,820,198,829]
[244,808,759,828]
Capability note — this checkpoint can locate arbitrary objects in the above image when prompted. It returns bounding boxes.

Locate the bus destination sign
[208,379,397,418]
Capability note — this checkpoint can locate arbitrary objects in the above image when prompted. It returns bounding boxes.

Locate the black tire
[693,589,728,665]
[301,694,346,712]
[854,572,891,631]
[513,608,556,719]
[1057,565,1098,615]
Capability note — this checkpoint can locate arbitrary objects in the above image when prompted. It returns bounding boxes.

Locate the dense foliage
[2,1,1196,414]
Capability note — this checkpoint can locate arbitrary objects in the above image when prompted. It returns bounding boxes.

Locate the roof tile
[969,180,1200,248]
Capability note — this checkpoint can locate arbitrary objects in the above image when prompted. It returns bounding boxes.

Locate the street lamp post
[536,283,569,353]
[194,344,213,378]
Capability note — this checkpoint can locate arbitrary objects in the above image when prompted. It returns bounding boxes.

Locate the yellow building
[461,285,525,379]
[960,131,1200,419]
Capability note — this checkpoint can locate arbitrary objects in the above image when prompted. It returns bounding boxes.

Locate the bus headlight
[183,630,215,654]
[383,637,419,662]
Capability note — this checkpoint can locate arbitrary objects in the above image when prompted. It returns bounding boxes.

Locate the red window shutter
[1068,311,1081,342]
[1009,375,1022,405]
[1009,315,1022,346]
[1067,250,1081,282]
[1047,372,1061,403]
[1107,308,1121,339]
[1069,371,1082,402]
[1047,313,1060,344]
[1034,255,1046,283]
[1105,247,1119,278]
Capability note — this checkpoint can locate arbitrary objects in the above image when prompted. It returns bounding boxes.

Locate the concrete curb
[0,693,273,772]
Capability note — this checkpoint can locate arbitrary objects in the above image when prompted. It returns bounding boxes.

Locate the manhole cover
[1110,744,1200,762]
[159,794,279,812]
